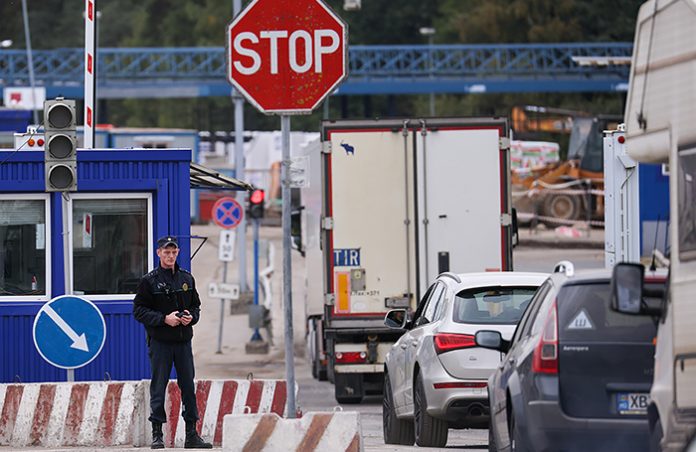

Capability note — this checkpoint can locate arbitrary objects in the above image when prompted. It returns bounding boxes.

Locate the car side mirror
[384,309,409,329]
[610,263,644,315]
[475,330,510,353]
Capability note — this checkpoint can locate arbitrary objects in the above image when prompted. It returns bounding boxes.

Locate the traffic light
[44,97,77,192]
[248,189,265,219]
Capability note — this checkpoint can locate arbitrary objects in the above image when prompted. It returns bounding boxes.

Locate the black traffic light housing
[44,98,77,192]
[248,189,265,219]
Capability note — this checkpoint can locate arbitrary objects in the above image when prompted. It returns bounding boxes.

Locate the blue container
[639,163,670,257]
[0,148,192,382]
[0,109,32,132]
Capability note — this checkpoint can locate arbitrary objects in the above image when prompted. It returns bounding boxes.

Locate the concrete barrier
[0,378,290,448]
[222,411,363,452]
[139,379,290,447]
[0,381,145,448]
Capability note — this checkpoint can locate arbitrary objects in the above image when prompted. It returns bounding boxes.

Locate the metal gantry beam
[0,43,632,98]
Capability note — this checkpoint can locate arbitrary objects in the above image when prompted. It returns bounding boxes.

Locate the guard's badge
[182,283,189,292]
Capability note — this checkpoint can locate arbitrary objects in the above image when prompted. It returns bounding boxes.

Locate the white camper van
[611,1,696,450]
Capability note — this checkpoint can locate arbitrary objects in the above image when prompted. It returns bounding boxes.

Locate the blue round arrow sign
[32,295,107,370]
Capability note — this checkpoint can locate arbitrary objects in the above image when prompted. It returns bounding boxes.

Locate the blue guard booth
[0,147,249,382]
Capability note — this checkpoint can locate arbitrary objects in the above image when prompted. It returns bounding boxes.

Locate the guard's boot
[151,422,164,449]
[184,421,212,449]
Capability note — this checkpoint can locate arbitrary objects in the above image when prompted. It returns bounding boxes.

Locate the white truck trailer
[612,1,696,449]
[298,117,516,403]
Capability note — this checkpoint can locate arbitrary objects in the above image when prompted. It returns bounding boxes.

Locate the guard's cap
[157,236,179,249]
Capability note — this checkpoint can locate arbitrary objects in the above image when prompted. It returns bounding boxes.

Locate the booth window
[71,196,151,296]
[0,196,49,299]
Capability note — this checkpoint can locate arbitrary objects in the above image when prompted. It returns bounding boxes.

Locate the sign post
[212,197,244,354]
[226,0,348,418]
[33,295,107,381]
[83,0,97,148]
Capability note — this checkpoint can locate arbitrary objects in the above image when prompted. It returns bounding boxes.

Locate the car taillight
[433,333,476,355]
[532,300,559,374]
[335,351,366,364]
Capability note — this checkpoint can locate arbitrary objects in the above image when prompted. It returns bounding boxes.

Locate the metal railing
[0,43,632,97]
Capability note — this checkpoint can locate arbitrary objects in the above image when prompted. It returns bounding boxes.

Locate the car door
[492,280,552,449]
[403,282,444,412]
[392,285,434,411]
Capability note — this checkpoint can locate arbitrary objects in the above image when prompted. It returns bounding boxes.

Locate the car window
[512,280,551,344]
[423,282,445,323]
[433,286,450,321]
[452,286,538,325]
[411,285,434,325]
[558,282,660,343]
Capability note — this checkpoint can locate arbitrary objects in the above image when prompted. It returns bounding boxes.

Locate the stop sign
[226,0,348,114]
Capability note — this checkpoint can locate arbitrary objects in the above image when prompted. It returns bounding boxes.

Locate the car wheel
[508,411,527,452]
[488,418,498,452]
[414,372,448,448]
[382,373,414,445]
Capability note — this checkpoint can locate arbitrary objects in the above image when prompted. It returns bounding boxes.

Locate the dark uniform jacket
[133,263,201,342]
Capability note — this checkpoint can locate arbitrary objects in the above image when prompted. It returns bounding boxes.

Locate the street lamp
[419,27,436,116]
[0,40,13,48]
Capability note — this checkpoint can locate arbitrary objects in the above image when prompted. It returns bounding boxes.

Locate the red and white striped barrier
[0,381,144,448]
[0,379,291,448]
[222,411,363,452]
[144,379,290,448]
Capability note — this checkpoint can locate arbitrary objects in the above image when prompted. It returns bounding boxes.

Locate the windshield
[453,286,538,325]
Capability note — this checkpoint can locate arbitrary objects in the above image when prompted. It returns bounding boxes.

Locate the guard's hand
[164,312,181,327]
[179,310,193,326]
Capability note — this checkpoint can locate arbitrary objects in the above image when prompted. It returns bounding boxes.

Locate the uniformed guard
[133,236,212,449]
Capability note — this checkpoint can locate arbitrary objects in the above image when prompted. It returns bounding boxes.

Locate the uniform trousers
[147,338,199,424]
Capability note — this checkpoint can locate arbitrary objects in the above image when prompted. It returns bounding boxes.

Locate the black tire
[317,367,328,382]
[541,193,581,226]
[508,410,527,452]
[488,418,497,452]
[414,372,448,448]
[649,418,663,452]
[382,373,415,445]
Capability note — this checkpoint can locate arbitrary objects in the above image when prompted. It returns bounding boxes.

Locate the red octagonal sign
[226,0,348,115]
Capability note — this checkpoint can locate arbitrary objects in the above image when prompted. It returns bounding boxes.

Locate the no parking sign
[212,197,243,229]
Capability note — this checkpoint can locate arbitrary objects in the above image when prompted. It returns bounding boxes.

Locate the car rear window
[558,283,662,342]
[453,286,538,325]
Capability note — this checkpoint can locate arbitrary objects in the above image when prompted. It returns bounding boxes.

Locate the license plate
[616,392,650,415]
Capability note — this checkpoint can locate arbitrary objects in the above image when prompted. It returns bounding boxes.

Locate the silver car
[382,271,548,448]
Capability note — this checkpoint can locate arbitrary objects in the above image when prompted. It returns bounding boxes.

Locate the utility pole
[233,0,248,295]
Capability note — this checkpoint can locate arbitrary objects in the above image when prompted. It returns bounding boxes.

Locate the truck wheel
[383,373,414,445]
[312,357,328,382]
[335,373,364,404]
[414,372,448,447]
[541,193,581,226]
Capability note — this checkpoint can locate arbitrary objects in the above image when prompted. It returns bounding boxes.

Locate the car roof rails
[438,272,462,284]
[553,260,575,277]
